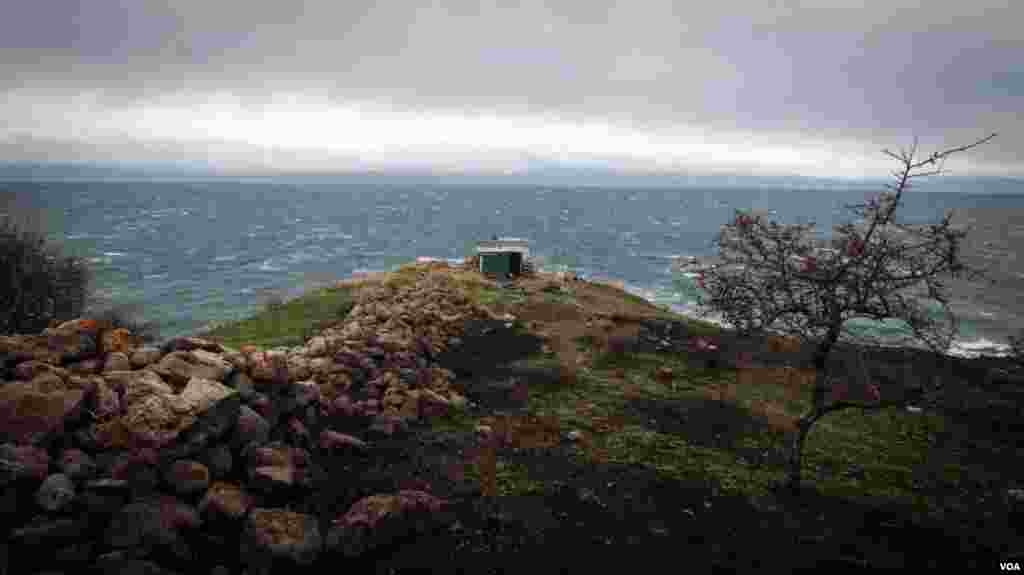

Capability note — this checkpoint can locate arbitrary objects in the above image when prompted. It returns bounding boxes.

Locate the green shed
[477,238,530,276]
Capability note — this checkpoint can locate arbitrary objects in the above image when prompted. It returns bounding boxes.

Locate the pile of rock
[0,265,497,574]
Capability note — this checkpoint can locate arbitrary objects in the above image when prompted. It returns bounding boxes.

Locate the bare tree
[682,134,997,493]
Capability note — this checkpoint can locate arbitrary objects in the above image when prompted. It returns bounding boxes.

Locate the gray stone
[11,516,86,545]
[234,405,270,447]
[164,460,210,496]
[57,448,97,480]
[0,443,51,484]
[36,473,75,512]
[202,444,234,480]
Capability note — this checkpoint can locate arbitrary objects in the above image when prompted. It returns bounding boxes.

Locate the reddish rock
[326,490,451,557]
[165,460,210,496]
[0,443,51,484]
[101,328,139,355]
[329,395,357,418]
[318,429,369,453]
[241,508,322,567]
[198,481,252,521]
[286,417,309,442]
[0,381,87,444]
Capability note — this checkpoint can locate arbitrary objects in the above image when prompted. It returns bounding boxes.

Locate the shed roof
[477,238,530,254]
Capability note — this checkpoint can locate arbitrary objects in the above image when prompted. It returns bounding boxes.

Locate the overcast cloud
[0,0,1020,177]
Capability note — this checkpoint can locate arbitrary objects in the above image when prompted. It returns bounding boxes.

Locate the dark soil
[282,318,1023,573]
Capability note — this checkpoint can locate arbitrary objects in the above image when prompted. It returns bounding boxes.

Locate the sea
[2,178,1022,358]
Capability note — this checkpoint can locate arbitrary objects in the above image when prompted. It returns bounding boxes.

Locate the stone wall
[0,265,506,575]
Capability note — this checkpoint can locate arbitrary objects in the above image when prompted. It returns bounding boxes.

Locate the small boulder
[165,460,210,496]
[11,516,87,546]
[161,337,225,355]
[103,352,133,373]
[150,351,232,388]
[58,448,97,480]
[249,350,289,384]
[36,473,76,512]
[14,361,70,383]
[319,429,369,454]
[129,347,164,369]
[325,490,451,558]
[101,328,139,354]
[198,481,252,521]
[105,496,200,551]
[0,381,88,444]
[226,370,257,401]
[0,443,51,484]
[201,444,233,480]
[366,414,409,439]
[233,405,270,447]
[80,479,131,515]
[241,508,322,567]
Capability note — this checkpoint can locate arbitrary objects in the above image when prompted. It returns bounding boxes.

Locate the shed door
[480,253,512,275]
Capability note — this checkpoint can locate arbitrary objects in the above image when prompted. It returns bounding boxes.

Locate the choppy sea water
[2,180,1022,357]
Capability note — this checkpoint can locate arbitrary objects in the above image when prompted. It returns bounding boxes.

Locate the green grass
[440,339,997,522]
[200,285,356,351]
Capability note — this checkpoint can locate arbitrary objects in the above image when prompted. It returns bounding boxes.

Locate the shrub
[0,211,92,335]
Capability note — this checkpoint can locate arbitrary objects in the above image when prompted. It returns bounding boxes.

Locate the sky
[0,0,1021,179]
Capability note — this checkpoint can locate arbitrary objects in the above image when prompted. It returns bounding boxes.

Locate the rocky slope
[0,263,510,575]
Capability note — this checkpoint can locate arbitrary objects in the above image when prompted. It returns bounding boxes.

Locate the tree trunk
[785,326,838,494]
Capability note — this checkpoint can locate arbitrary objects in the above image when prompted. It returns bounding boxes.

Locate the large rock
[325,490,452,558]
[150,351,232,388]
[0,380,89,444]
[95,377,236,449]
[241,508,322,567]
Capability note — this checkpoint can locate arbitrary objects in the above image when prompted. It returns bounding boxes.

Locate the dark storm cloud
[0,1,1020,175]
